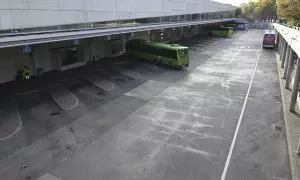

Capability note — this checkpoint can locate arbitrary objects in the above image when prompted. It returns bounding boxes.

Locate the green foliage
[288,19,300,27]
[241,0,300,24]
[241,0,277,21]
[277,0,300,25]
[241,1,257,21]
[235,8,242,18]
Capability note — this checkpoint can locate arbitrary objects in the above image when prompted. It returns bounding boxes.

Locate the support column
[283,45,291,79]
[281,41,288,68]
[285,49,295,89]
[290,57,300,112]
[280,39,285,59]
[278,35,282,53]
[31,52,38,76]
[276,33,280,49]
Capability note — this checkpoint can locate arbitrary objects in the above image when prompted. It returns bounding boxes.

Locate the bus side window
[127,41,177,59]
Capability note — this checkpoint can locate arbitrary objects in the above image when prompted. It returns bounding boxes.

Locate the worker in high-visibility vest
[22,66,30,80]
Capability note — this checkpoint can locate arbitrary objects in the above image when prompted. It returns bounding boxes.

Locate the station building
[0,0,236,83]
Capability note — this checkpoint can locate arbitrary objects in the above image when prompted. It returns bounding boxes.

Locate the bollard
[285,49,295,89]
[289,57,300,112]
[283,45,291,79]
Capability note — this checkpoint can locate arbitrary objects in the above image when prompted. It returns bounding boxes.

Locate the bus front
[177,48,190,68]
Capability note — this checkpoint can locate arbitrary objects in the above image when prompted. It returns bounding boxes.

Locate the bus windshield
[178,49,189,57]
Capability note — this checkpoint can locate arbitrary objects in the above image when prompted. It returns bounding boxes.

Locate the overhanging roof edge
[0,18,237,49]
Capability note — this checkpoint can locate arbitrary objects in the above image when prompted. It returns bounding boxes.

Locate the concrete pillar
[285,49,295,89]
[283,45,291,79]
[280,38,285,58]
[150,33,153,41]
[30,53,37,76]
[278,35,282,52]
[290,57,300,112]
[276,33,280,49]
[281,41,287,63]
[170,29,177,42]
[121,35,126,53]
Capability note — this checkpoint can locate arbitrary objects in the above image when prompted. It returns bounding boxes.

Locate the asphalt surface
[0,30,291,180]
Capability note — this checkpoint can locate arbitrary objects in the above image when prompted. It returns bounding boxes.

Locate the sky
[213,0,250,6]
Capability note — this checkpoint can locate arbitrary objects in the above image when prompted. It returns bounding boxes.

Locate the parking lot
[0,51,168,159]
[0,30,291,180]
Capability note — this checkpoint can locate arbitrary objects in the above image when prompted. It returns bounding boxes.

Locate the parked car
[262,30,276,48]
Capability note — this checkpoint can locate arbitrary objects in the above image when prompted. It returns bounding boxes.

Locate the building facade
[0,0,236,83]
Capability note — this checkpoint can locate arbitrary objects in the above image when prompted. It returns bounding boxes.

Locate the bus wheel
[175,65,183,69]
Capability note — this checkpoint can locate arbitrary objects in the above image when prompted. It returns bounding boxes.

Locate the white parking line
[38,173,64,180]
[220,49,261,180]
[0,110,23,141]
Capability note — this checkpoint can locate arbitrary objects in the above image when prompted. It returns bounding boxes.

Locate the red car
[262,30,276,48]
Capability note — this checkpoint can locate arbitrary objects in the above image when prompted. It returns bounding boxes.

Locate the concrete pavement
[0,30,291,180]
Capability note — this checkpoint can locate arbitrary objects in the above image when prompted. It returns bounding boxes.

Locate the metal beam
[290,57,300,112]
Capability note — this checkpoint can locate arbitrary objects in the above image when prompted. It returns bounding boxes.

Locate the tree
[235,8,242,18]
[241,0,277,21]
[277,0,300,26]
[255,0,277,21]
[241,0,299,25]
[241,1,257,21]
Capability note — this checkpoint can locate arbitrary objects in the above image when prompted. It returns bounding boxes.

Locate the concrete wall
[0,47,34,83]
[131,31,151,41]
[0,36,125,83]
[249,22,270,29]
[0,0,235,30]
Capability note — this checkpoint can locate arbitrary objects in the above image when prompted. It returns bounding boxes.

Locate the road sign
[72,39,80,45]
[22,45,32,54]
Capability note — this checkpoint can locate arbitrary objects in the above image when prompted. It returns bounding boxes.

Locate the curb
[276,53,299,180]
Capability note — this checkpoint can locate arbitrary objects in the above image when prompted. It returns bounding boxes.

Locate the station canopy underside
[0,18,237,49]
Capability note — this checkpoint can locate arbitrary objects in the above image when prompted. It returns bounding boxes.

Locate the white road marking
[100,81,115,91]
[38,173,64,180]
[84,75,115,91]
[52,95,79,110]
[16,90,42,96]
[131,134,215,158]
[220,49,261,180]
[0,110,22,141]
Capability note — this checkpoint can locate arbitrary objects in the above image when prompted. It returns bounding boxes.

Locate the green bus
[126,39,189,69]
[210,26,233,37]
